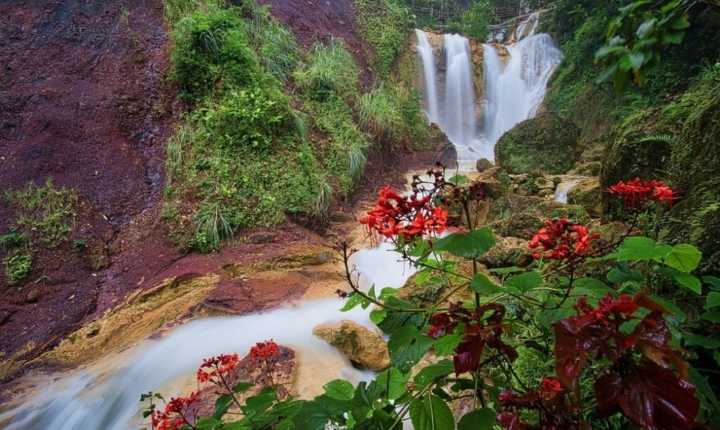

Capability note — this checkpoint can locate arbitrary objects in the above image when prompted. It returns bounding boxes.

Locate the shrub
[355,0,414,77]
[170,7,260,103]
[197,86,293,154]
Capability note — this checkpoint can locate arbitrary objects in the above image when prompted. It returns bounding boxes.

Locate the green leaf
[470,273,500,295]
[664,244,702,273]
[375,367,408,400]
[704,276,720,290]
[370,308,388,325]
[341,293,368,312]
[505,271,542,293]
[243,388,277,416]
[434,333,461,356]
[233,381,253,393]
[673,272,702,294]
[388,325,434,372]
[458,408,496,430]
[701,311,720,323]
[706,292,720,310]
[324,379,355,401]
[414,360,454,389]
[409,394,455,430]
[628,51,645,70]
[214,394,233,419]
[605,236,671,262]
[432,228,495,259]
[670,14,690,30]
[684,334,720,349]
[636,18,657,38]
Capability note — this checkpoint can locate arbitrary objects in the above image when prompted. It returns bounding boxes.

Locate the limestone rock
[313,320,390,371]
[479,236,532,269]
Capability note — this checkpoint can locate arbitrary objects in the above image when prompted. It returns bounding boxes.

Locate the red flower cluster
[498,377,574,430]
[196,353,240,384]
[151,392,199,430]
[529,219,598,261]
[249,340,280,361]
[554,293,698,429]
[608,178,676,209]
[360,185,448,241]
[429,303,517,375]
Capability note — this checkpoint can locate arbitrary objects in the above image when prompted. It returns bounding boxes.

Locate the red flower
[152,392,200,430]
[529,219,598,262]
[196,353,240,385]
[608,178,676,208]
[360,185,448,241]
[249,340,280,361]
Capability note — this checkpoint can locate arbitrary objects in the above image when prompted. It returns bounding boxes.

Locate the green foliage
[359,82,431,147]
[448,0,493,40]
[170,6,260,103]
[3,251,32,286]
[294,40,360,102]
[355,0,414,77]
[5,179,78,248]
[197,86,293,154]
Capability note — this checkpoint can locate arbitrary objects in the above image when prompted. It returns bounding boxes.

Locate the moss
[495,112,581,174]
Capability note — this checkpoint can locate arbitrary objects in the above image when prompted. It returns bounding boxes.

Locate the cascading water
[0,242,417,430]
[415,12,562,170]
[483,31,563,146]
[415,29,440,124]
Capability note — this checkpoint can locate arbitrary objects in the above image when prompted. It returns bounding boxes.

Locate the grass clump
[5,179,78,248]
[359,83,429,147]
[3,251,32,286]
[294,40,360,102]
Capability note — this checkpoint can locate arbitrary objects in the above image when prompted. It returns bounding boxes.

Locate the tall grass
[295,39,360,102]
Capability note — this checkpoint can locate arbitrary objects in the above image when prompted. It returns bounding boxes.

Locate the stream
[1,12,563,430]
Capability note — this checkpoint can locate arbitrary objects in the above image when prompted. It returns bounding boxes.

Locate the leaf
[341,293,367,312]
[370,308,388,325]
[375,367,408,400]
[673,272,702,294]
[242,388,277,416]
[470,273,500,295]
[605,236,671,262]
[409,394,455,430]
[414,360,454,389]
[703,275,720,289]
[670,14,690,30]
[388,325,434,372]
[432,228,495,259]
[434,333,462,356]
[707,292,720,310]
[505,271,542,293]
[233,381,253,393]
[662,31,685,44]
[664,244,702,273]
[684,334,720,349]
[214,394,233,419]
[636,18,657,38]
[324,379,355,401]
[595,361,699,429]
[629,51,645,70]
[458,408,496,430]
[595,45,626,60]
[700,311,720,323]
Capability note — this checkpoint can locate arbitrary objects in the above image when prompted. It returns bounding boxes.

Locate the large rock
[313,320,390,371]
[495,112,580,174]
[567,178,602,216]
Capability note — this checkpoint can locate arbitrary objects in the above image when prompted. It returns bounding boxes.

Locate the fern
[633,133,678,145]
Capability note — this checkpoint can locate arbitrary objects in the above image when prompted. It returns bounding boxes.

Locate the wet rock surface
[314,320,390,371]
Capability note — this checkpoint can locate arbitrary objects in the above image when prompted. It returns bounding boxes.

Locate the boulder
[476,158,494,173]
[313,320,390,371]
[479,236,532,269]
[567,178,602,216]
[495,112,580,174]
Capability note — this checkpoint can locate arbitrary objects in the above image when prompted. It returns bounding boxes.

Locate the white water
[415,29,440,124]
[483,32,562,147]
[553,179,580,204]
[1,241,417,430]
[415,13,561,170]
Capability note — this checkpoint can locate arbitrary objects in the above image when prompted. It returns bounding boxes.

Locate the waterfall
[482,20,562,149]
[415,29,440,123]
[415,13,562,170]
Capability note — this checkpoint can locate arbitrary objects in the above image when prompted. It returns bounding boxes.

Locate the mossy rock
[567,179,602,216]
[495,112,581,174]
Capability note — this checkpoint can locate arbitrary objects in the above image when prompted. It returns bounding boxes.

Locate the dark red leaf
[595,361,699,430]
